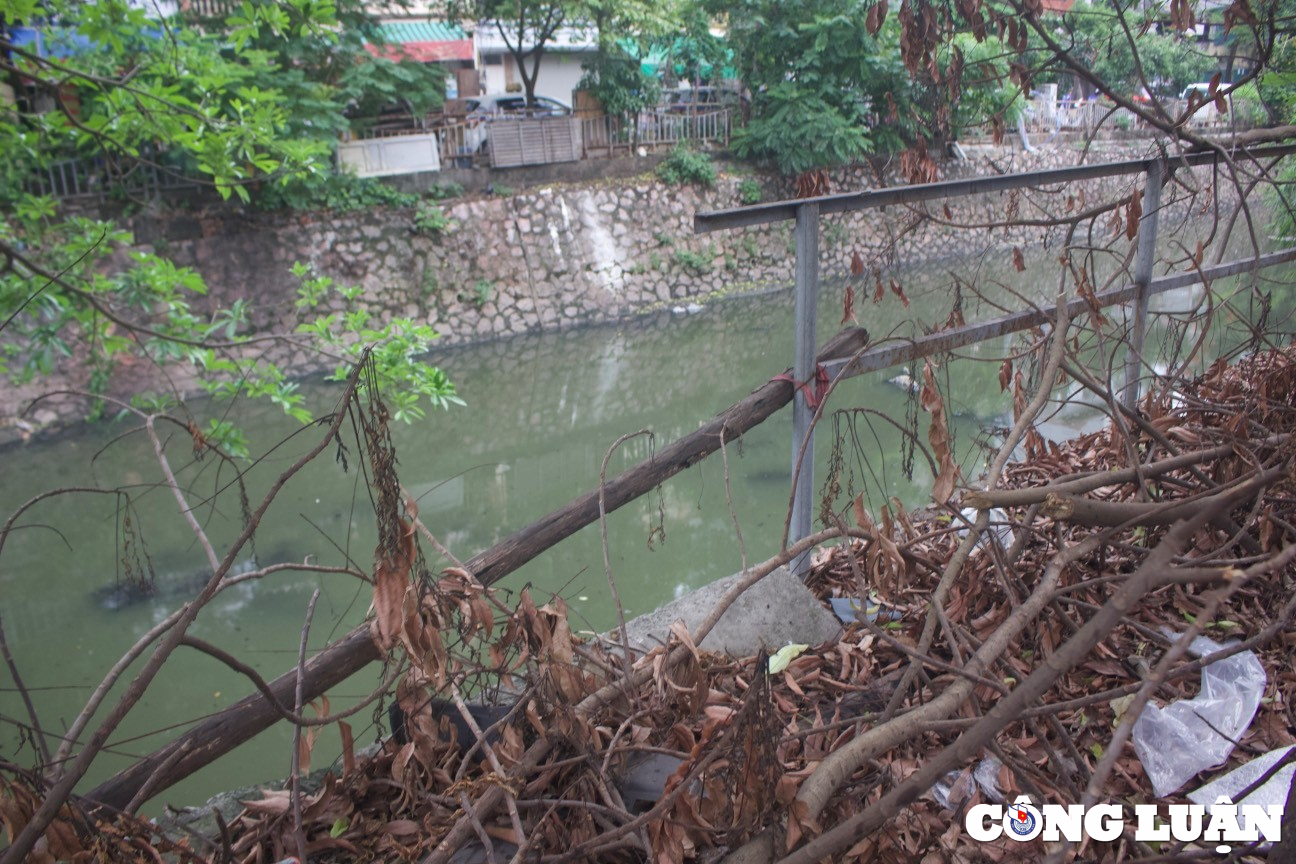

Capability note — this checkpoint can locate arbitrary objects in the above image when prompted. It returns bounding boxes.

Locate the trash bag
[1131,633,1267,797]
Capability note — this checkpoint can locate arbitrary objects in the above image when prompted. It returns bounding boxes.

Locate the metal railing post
[790,202,820,577]
[1123,158,1164,411]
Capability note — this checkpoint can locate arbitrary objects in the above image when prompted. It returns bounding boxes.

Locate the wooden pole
[85,327,870,812]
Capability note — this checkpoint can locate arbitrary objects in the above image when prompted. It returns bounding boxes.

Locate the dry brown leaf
[1126,188,1142,241]
[853,493,871,530]
[339,720,356,777]
[842,282,857,324]
[371,517,415,652]
[920,362,960,504]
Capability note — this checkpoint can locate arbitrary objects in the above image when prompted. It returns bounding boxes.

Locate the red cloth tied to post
[772,364,831,410]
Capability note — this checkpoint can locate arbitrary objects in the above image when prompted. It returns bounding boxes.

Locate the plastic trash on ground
[932,755,1004,810]
[828,595,899,625]
[1188,745,1295,811]
[1131,632,1267,797]
[958,507,1014,550]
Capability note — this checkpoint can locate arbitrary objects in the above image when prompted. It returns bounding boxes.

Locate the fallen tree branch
[775,469,1279,864]
[86,328,870,813]
[961,440,1242,509]
[425,527,847,864]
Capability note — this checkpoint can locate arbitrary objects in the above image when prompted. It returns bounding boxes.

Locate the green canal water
[1,240,1291,811]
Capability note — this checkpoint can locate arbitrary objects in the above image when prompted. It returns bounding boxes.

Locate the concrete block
[614,565,842,658]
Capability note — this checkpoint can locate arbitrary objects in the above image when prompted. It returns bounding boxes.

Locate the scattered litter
[958,507,1014,549]
[620,753,687,814]
[768,643,809,673]
[1131,632,1267,796]
[1189,745,1296,811]
[931,755,1004,810]
[828,595,899,624]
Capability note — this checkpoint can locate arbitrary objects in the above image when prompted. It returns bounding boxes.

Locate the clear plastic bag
[1131,633,1267,797]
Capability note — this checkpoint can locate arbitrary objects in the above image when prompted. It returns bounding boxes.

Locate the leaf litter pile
[7,346,1296,863]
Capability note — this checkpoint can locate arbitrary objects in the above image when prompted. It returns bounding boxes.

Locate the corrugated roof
[376,20,468,43]
[368,20,474,63]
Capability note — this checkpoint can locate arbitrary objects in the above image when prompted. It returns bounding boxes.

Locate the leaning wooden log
[85,327,870,812]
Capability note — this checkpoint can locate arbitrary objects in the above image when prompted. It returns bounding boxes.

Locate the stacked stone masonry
[0,139,1236,435]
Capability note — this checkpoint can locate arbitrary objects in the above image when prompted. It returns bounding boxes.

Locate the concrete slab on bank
[611,565,842,657]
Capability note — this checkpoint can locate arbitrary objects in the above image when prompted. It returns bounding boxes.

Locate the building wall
[481,51,589,104]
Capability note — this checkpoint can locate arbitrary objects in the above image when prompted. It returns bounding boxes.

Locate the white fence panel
[337,132,442,178]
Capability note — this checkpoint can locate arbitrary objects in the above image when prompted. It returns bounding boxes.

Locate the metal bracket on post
[1122,158,1163,411]
[790,203,820,577]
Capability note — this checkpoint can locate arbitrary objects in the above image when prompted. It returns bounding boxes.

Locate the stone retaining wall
[165,142,1158,344]
[0,137,1222,436]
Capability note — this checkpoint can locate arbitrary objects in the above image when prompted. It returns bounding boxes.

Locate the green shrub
[414,203,456,236]
[673,246,713,274]
[657,145,717,187]
[457,279,494,307]
[425,181,464,200]
[256,172,417,212]
[738,178,762,205]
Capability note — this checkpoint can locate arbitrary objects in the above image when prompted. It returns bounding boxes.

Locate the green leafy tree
[228,0,447,133]
[660,3,729,87]
[717,0,913,173]
[446,0,577,107]
[1052,3,1216,99]
[579,47,661,116]
[0,0,460,435]
[926,32,1026,143]
[578,0,675,116]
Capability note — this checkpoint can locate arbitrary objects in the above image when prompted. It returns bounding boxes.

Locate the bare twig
[598,429,653,681]
[0,615,50,768]
[2,361,365,864]
[125,741,191,816]
[290,588,321,864]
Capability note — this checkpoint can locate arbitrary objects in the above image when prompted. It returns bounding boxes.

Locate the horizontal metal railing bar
[822,245,1296,380]
[695,143,1296,233]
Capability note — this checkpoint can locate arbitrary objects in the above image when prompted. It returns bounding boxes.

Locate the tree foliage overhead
[445,0,576,106]
[1051,1,1217,99]
[0,0,461,434]
[717,0,913,173]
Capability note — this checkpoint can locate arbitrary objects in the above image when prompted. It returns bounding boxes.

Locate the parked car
[661,86,747,114]
[464,93,573,118]
[459,93,573,154]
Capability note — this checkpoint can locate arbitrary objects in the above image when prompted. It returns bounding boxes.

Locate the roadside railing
[579,109,733,155]
[24,154,200,202]
[1016,96,1256,138]
[694,143,1296,573]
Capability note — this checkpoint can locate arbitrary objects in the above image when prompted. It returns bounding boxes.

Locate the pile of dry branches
[4,340,1295,863]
